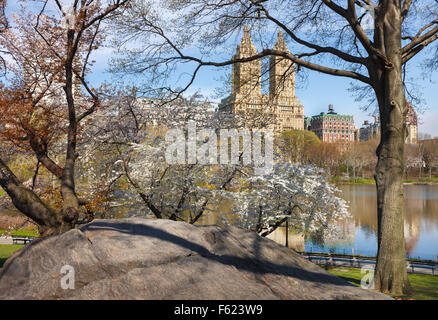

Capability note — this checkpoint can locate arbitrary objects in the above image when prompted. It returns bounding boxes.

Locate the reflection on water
[265,227,305,252]
[306,185,438,261]
[175,184,438,261]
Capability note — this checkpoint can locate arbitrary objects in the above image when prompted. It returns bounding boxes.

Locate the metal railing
[301,252,437,276]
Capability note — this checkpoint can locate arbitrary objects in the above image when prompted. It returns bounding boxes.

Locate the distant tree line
[278,130,438,181]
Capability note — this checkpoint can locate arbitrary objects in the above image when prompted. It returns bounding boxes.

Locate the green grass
[403,178,438,184]
[326,266,438,300]
[418,177,438,183]
[0,244,24,267]
[332,177,375,185]
[332,176,438,185]
[0,229,39,237]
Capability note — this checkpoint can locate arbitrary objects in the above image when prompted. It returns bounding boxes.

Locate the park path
[0,237,12,245]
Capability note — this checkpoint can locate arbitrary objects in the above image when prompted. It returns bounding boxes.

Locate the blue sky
[89,47,438,138]
[5,0,438,137]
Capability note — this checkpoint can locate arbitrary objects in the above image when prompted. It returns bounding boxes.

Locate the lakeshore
[332,177,438,186]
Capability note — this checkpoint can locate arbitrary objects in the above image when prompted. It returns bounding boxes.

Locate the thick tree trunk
[370,1,412,295]
[374,104,411,294]
[0,158,62,236]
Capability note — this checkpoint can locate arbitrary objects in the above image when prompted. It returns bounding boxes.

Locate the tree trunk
[0,158,62,236]
[370,1,412,295]
[374,116,411,294]
[60,31,80,231]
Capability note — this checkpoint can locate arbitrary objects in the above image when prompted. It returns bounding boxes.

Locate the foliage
[221,162,350,241]
[277,129,321,164]
[405,140,438,178]
[0,0,128,235]
[74,90,351,239]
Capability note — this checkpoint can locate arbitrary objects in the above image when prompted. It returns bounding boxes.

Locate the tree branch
[252,0,367,66]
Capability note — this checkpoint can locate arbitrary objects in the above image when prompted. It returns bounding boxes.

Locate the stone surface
[0,218,391,300]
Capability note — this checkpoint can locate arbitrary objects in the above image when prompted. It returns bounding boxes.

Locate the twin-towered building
[219,27,305,132]
[219,27,420,146]
[218,27,355,146]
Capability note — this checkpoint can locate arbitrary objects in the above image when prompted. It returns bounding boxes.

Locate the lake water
[198,184,438,261]
[304,184,438,261]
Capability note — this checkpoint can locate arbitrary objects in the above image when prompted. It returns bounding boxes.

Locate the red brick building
[306,105,355,145]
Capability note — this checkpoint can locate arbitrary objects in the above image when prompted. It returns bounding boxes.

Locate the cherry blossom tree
[80,90,349,240]
[110,0,438,294]
[0,0,128,235]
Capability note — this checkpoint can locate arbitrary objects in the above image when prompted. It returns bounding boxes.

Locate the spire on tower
[274,29,287,51]
[231,26,261,95]
[237,25,257,57]
[240,25,255,50]
[269,29,295,99]
[244,25,250,35]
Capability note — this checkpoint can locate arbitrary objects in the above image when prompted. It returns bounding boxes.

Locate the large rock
[0,218,390,300]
